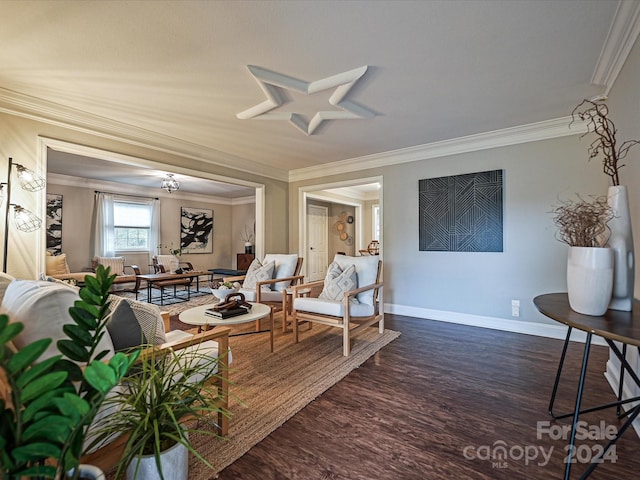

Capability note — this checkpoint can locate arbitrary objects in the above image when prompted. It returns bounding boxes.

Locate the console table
[534,293,640,479]
[237,253,254,271]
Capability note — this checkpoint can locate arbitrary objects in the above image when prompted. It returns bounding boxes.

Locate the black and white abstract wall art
[180,207,213,253]
[46,193,63,255]
[419,169,503,252]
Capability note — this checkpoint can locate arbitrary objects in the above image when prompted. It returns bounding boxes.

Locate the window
[114,201,152,251]
[372,204,380,241]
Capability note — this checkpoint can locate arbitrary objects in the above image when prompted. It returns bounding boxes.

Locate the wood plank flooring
[214,314,640,480]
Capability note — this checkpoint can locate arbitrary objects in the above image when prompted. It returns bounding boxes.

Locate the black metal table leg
[565,332,592,480]
[550,327,573,418]
[617,343,627,416]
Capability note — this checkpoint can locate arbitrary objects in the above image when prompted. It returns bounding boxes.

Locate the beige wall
[0,112,286,279]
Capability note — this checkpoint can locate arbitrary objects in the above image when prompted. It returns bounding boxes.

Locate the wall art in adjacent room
[180,207,213,253]
[418,169,503,252]
[46,193,63,255]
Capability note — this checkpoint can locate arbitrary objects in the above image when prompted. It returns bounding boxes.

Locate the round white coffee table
[179,302,274,352]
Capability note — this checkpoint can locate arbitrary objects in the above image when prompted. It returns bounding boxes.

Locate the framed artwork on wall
[180,207,214,253]
[46,193,63,255]
[418,169,503,252]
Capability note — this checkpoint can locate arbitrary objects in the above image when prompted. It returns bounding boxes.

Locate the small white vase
[607,185,635,311]
[567,246,614,316]
[126,441,188,480]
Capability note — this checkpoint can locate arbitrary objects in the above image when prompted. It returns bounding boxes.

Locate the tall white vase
[607,185,635,311]
[567,246,614,316]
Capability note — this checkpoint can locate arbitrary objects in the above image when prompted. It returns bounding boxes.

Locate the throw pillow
[242,259,276,290]
[112,296,167,345]
[319,262,359,302]
[263,254,298,292]
[107,300,148,351]
[45,253,70,275]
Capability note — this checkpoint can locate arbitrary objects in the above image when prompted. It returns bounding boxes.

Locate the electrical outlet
[511,299,520,317]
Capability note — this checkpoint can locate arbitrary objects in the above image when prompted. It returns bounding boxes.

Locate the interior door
[307,204,328,281]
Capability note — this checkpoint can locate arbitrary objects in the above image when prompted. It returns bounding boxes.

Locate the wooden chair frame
[292,260,383,356]
[225,257,304,332]
[91,257,142,297]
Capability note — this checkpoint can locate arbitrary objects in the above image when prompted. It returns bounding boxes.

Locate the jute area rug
[189,320,400,478]
[111,291,400,477]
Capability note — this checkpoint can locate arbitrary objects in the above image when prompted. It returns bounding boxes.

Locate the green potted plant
[86,328,229,480]
[0,266,140,479]
[551,195,615,315]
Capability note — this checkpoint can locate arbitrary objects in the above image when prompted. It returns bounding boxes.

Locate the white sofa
[0,272,230,472]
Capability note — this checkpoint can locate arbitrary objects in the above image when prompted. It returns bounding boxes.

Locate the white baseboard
[384,303,607,346]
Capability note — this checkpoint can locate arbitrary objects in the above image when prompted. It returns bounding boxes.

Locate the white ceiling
[1,0,637,191]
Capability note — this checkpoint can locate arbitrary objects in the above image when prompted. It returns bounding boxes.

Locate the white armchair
[292,254,383,356]
[225,254,304,331]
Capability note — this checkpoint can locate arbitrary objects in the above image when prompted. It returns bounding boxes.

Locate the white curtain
[93,192,115,257]
[149,198,161,265]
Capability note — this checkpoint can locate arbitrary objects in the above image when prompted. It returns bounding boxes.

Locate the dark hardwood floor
[215,314,640,479]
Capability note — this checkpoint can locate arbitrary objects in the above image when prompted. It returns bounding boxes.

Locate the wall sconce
[2,157,46,273]
[161,173,180,194]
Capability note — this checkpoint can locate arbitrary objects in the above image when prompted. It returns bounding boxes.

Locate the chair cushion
[330,254,379,305]
[46,253,71,275]
[167,330,233,373]
[294,297,375,317]
[96,256,125,276]
[238,288,283,303]
[243,259,275,290]
[263,254,298,292]
[319,262,359,302]
[0,280,115,362]
[107,300,148,351]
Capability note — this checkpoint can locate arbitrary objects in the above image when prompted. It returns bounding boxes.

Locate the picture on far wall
[180,207,213,254]
[46,193,63,255]
[418,169,503,252]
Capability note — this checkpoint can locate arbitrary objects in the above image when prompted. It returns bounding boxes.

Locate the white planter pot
[126,441,188,480]
[607,185,635,311]
[67,464,105,480]
[567,246,614,316]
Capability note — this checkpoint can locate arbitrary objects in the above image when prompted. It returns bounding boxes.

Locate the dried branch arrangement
[551,195,614,247]
[570,99,640,186]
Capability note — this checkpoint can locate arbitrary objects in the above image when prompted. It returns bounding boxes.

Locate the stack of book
[205,305,250,319]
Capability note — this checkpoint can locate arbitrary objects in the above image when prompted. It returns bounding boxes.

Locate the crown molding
[47,172,255,206]
[591,0,640,93]
[289,116,587,182]
[0,88,289,182]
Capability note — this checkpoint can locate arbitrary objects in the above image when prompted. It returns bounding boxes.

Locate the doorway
[299,176,382,279]
[38,137,265,273]
[307,204,328,281]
